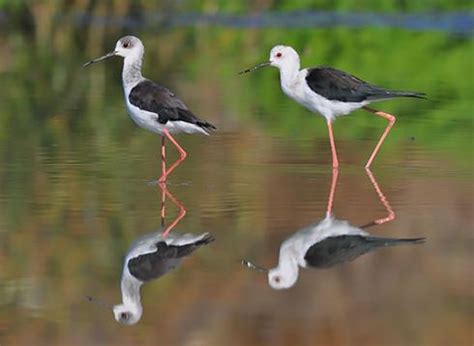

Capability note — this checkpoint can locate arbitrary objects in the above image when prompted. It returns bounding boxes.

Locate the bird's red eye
[276,52,282,58]
[123,42,129,48]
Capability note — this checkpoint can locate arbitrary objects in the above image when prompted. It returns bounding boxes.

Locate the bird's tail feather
[195,233,215,246]
[198,121,217,133]
[367,236,426,246]
[388,91,427,99]
[369,90,427,101]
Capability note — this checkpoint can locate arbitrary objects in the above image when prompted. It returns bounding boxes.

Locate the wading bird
[240,46,424,168]
[84,36,216,182]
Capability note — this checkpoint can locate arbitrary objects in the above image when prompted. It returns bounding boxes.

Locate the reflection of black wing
[128,234,215,282]
[128,243,181,282]
[128,79,216,130]
[304,235,424,268]
[305,67,424,102]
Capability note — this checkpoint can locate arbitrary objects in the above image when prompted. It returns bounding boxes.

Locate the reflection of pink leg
[326,121,339,168]
[160,182,166,228]
[158,183,186,238]
[158,129,187,183]
[326,168,339,217]
[361,168,395,228]
[364,106,396,168]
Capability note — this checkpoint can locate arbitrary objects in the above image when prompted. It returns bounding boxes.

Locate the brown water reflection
[0,128,471,345]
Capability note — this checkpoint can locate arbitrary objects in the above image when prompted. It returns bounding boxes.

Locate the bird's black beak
[238,61,271,75]
[241,259,269,273]
[83,51,117,67]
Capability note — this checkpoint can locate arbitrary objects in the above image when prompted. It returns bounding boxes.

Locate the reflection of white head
[268,254,299,290]
[268,266,299,290]
[113,270,144,325]
[268,45,301,71]
[113,302,143,326]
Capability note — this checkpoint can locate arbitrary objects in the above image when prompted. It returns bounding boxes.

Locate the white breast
[124,94,165,135]
[123,92,208,136]
[283,216,368,268]
[281,70,368,122]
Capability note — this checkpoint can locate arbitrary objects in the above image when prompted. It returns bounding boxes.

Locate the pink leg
[326,168,339,217]
[361,168,395,228]
[364,106,396,168]
[158,183,186,238]
[161,136,166,177]
[326,120,339,168]
[158,129,188,183]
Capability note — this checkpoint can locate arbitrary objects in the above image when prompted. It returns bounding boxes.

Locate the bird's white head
[268,264,299,290]
[114,36,144,60]
[268,45,300,70]
[83,35,145,67]
[113,303,143,326]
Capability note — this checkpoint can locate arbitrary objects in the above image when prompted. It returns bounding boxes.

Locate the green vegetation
[0,13,471,166]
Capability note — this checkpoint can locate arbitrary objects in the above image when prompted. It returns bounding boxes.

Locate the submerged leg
[326,168,339,217]
[361,168,395,228]
[158,183,186,237]
[363,106,396,168]
[326,120,339,169]
[158,129,188,183]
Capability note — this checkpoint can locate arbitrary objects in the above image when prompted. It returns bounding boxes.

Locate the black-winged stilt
[87,230,214,325]
[239,45,425,168]
[84,36,216,182]
[242,169,425,289]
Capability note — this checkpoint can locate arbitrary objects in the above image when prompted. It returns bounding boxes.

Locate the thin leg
[326,168,339,217]
[363,106,396,168]
[326,120,339,169]
[161,136,166,178]
[360,168,395,228]
[160,181,166,228]
[158,183,186,237]
[158,129,188,183]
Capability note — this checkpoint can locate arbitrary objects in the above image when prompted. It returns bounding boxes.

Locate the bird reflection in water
[242,169,425,289]
[87,184,214,325]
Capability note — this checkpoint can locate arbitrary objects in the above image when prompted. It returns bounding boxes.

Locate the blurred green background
[0,1,472,159]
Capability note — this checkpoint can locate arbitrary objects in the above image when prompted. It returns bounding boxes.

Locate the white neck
[272,249,300,288]
[278,250,299,273]
[122,55,144,91]
[120,274,143,315]
[278,61,301,89]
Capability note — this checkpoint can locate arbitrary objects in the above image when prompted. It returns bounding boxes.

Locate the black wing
[304,235,424,268]
[127,242,181,282]
[305,67,424,103]
[128,80,216,130]
[128,234,215,282]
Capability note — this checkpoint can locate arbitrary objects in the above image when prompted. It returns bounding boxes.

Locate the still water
[0,11,472,346]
